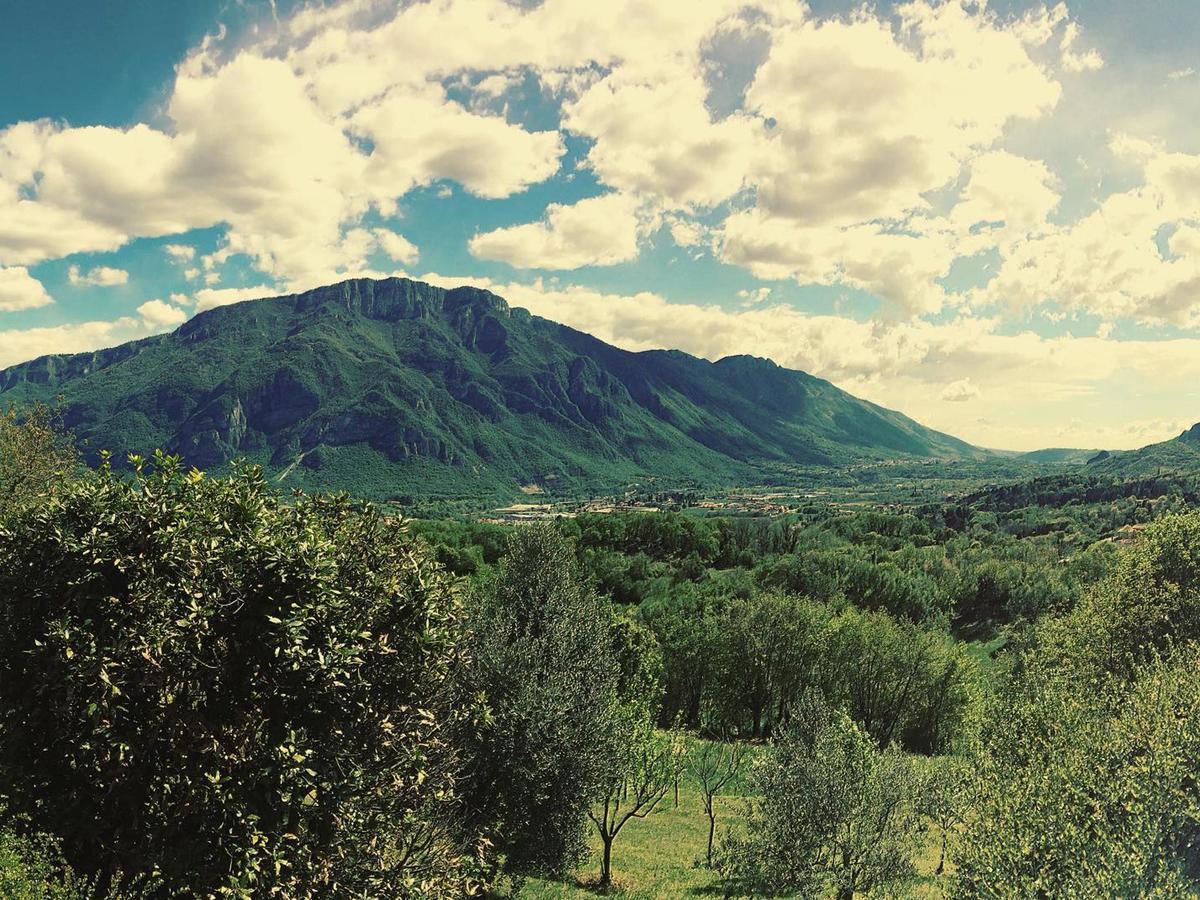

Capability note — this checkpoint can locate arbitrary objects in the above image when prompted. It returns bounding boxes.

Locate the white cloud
[978,137,1200,326]
[163,243,196,263]
[469,193,643,269]
[666,216,708,249]
[0,266,53,312]
[950,151,1060,254]
[737,286,772,307]
[940,378,980,402]
[564,71,761,209]
[136,298,188,328]
[0,0,1121,318]
[0,0,1111,313]
[189,284,275,313]
[373,229,419,266]
[720,211,956,316]
[351,87,564,203]
[1059,21,1104,73]
[0,318,156,368]
[67,264,129,287]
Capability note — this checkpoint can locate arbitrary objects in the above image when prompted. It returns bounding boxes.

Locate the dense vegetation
[4,406,1200,896]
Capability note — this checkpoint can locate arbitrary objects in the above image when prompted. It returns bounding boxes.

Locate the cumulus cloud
[0,0,1109,313]
[978,137,1200,326]
[68,264,129,287]
[0,266,53,312]
[940,378,980,402]
[189,284,276,313]
[950,151,1060,254]
[163,243,196,263]
[469,193,643,269]
[137,298,188,328]
[373,229,419,266]
[1059,21,1104,73]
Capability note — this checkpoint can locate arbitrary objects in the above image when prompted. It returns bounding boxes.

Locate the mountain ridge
[1086,423,1200,477]
[0,277,990,499]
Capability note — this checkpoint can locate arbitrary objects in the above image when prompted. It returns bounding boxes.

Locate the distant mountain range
[0,277,993,500]
[1086,424,1200,478]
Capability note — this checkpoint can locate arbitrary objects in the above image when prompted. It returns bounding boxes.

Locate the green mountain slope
[1086,424,1200,477]
[0,277,988,500]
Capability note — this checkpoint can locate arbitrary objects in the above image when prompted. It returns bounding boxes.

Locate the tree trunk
[936,830,947,875]
[674,773,679,808]
[599,835,613,889]
[706,811,716,866]
[837,889,854,900]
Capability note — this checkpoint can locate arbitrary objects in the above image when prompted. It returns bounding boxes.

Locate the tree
[0,402,76,521]
[955,515,1200,896]
[956,650,1200,897]
[461,524,623,880]
[711,592,830,738]
[916,756,971,876]
[587,720,680,889]
[638,585,719,728]
[0,454,477,898]
[719,697,927,899]
[688,737,745,867]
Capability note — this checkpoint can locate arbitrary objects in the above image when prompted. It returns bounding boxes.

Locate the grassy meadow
[514,742,955,899]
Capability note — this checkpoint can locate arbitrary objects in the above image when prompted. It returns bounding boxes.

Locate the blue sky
[2,0,1200,450]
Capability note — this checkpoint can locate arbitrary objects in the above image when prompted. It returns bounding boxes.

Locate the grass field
[508,747,955,899]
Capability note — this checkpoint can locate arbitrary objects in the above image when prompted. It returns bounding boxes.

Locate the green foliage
[0,454,476,898]
[695,591,977,752]
[0,402,77,521]
[461,525,624,879]
[957,651,1200,897]
[957,513,1200,896]
[719,696,929,899]
[1042,512,1200,679]
[0,810,83,900]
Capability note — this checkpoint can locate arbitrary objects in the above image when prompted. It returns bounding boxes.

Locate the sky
[2,0,1200,451]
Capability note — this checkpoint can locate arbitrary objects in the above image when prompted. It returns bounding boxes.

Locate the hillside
[1086,424,1200,477]
[0,277,987,500]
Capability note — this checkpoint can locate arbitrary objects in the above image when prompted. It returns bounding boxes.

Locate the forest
[2,404,1200,898]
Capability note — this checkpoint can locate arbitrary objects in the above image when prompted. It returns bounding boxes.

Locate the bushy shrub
[0,454,478,898]
[719,696,927,899]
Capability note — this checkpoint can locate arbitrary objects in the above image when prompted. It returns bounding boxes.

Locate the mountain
[0,277,988,500]
[1086,424,1200,477]
[1017,448,1103,465]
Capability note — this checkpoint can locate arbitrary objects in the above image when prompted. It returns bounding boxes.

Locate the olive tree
[461,524,624,879]
[719,696,927,899]
[587,719,680,889]
[688,737,745,867]
[916,756,971,876]
[0,453,477,898]
[957,515,1200,897]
